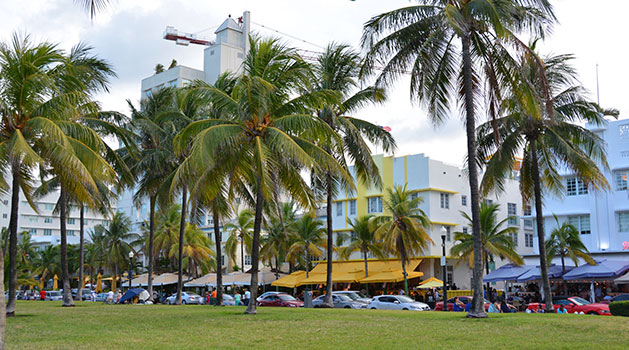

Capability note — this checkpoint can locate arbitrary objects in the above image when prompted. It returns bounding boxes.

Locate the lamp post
[440,226,448,312]
[128,251,134,290]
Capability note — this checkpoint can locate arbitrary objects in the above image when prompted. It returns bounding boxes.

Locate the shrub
[609,301,629,317]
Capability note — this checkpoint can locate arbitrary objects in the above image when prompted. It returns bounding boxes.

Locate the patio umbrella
[614,271,629,284]
[53,274,58,290]
[563,259,629,280]
[418,277,444,289]
[95,273,102,293]
[483,264,533,283]
[516,264,575,283]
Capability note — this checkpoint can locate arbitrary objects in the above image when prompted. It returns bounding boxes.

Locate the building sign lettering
[623,241,629,250]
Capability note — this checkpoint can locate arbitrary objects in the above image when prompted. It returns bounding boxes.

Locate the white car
[166,292,203,305]
[334,291,372,304]
[368,295,430,311]
[45,291,63,301]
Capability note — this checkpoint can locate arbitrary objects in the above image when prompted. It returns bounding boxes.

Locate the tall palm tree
[310,43,396,307]
[451,202,523,292]
[287,214,326,278]
[373,185,432,296]
[174,37,350,314]
[361,0,556,317]
[339,215,385,281]
[477,52,614,311]
[169,223,215,278]
[224,209,254,271]
[546,215,595,294]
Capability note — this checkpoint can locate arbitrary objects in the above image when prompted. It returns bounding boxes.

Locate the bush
[609,301,629,316]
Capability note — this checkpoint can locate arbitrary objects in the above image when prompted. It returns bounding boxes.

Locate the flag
[379,125,392,132]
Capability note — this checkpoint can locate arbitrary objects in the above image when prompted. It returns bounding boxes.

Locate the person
[399,289,405,295]
[434,289,440,301]
[90,289,97,302]
[557,305,567,314]
[210,288,217,305]
[464,299,471,312]
[488,301,500,313]
[40,289,46,301]
[500,300,511,313]
[451,283,458,291]
[234,292,241,306]
[106,290,114,304]
[452,297,464,312]
[116,290,122,303]
[244,288,251,306]
[205,291,211,305]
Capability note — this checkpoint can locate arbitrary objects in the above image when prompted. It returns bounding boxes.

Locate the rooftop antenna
[596,63,600,105]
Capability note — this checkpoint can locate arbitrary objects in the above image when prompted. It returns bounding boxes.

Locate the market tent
[271,271,307,288]
[483,264,533,283]
[417,277,444,289]
[150,273,191,286]
[128,273,151,287]
[297,258,423,286]
[360,270,423,283]
[185,273,217,287]
[516,264,574,283]
[295,273,327,287]
[224,271,288,286]
[563,259,629,280]
[615,271,629,284]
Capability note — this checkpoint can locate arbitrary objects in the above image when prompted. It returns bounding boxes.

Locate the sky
[1,0,627,167]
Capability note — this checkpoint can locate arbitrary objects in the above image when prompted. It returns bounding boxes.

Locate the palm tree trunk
[530,140,554,312]
[6,163,21,316]
[59,187,74,307]
[147,195,156,302]
[245,179,264,315]
[402,258,409,297]
[176,187,187,305]
[484,254,491,298]
[240,235,244,271]
[363,249,369,297]
[76,204,85,301]
[305,250,310,279]
[0,235,5,347]
[461,33,486,318]
[213,208,223,306]
[561,253,567,296]
[322,174,334,308]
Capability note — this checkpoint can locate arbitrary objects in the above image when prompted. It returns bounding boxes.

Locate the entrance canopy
[483,264,533,283]
[563,259,629,280]
[516,264,574,283]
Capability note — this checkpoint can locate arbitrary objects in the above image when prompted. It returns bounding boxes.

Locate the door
[379,296,397,310]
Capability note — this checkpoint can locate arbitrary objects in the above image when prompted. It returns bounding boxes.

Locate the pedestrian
[205,291,210,305]
[488,301,500,313]
[210,288,217,305]
[500,300,511,313]
[434,289,440,301]
[116,290,122,303]
[106,290,114,304]
[40,289,46,301]
[557,304,567,314]
[399,289,405,295]
[244,288,251,306]
[234,292,241,306]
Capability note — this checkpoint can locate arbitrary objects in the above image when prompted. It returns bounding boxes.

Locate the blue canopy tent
[563,259,629,303]
[118,288,147,304]
[516,264,575,283]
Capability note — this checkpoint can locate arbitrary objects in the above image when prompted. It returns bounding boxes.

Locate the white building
[325,153,531,289]
[0,188,112,250]
[524,118,629,264]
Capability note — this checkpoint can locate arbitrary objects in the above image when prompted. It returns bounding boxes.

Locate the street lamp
[128,251,134,290]
[440,226,448,312]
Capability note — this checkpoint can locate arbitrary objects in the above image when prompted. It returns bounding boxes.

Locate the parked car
[45,291,63,301]
[202,294,237,306]
[334,291,372,304]
[257,291,282,302]
[257,293,303,307]
[95,293,108,302]
[526,296,611,315]
[312,294,365,309]
[166,292,203,305]
[368,295,430,311]
[610,294,629,303]
[434,296,516,312]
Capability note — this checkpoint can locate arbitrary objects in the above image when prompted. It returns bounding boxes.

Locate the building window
[2,200,7,205]
[145,90,153,98]
[45,203,54,210]
[29,216,38,223]
[568,215,590,235]
[221,255,225,266]
[445,226,451,242]
[67,218,75,225]
[368,197,383,213]
[523,219,533,229]
[566,177,588,196]
[525,233,534,247]
[440,193,449,209]
[462,227,468,235]
[483,199,493,205]
[43,229,52,236]
[83,219,88,225]
[618,212,629,232]
[446,266,453,286]
[615,170,628,191]
[244,255,251,266]
[524,204,532,216]
[2,214,6,219]
[509,232,518,246]
[169,80,177,88]
[29,228,37,235]
[349,200,356,215]
[336,202,343,217]
[507,203,518,226]
[44,217,53,224]
[461,195,467,206]
[67,230,75,236]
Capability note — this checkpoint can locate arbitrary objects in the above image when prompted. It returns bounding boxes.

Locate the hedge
[609,301,629,317]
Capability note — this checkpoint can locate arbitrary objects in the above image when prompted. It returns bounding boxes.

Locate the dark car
[610,294,629,303]
[257,293,303,308]
[435,296,516,312]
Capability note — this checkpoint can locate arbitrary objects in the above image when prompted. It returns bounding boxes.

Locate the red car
[256,293,303,308]
[435,296,516,312]
[527,296,611,315]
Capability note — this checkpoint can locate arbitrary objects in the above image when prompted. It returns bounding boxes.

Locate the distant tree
[287,214,326,278]
[155,63,165,74]
[168,59,178,69]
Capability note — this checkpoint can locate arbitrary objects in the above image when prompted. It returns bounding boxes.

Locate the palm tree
[361,0,556,317]
[373,185,432,296]
[451,202,523,292]
[477,52,614,311]
[339,215,385,282]
[76,0,111,19]
[261,202,298,278]
[152,204,182,270]
[174,37,350,314]
[546,215,595,295]
[310,43,396,307]
[33,245,61,289]
[169,223,215,278]
[225,209,254,271]
[287,214,326,278]
[100,212,138,288]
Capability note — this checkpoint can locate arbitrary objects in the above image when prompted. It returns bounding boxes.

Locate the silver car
[312,294,365,309]
[166,292,203,305]
[368,295,430,311]
[45,291,63,301]
[334,291,372,304]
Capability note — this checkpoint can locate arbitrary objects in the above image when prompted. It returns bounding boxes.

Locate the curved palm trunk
[213,209,223,306]
[147,195,156,302]
[240,235,244,271]
[76,205,85,301]
[176,187,187,305]
[59,187,74,307]
[322,175,334,307]
[6,164,20,316]
[363,248,370,297]
[401,259,409,297]
[530,141,553,311]
[461,34,487,318]
[561,253,567,296]
[245,180,264,315]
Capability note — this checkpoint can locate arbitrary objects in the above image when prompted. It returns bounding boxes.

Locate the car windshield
[223,295,234,300]
[397,296,415,303]
[336,295,353,302]
[279,295,296,301]
[570,297,590,305]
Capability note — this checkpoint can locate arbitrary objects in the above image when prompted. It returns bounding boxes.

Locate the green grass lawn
[5,301,629,349]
